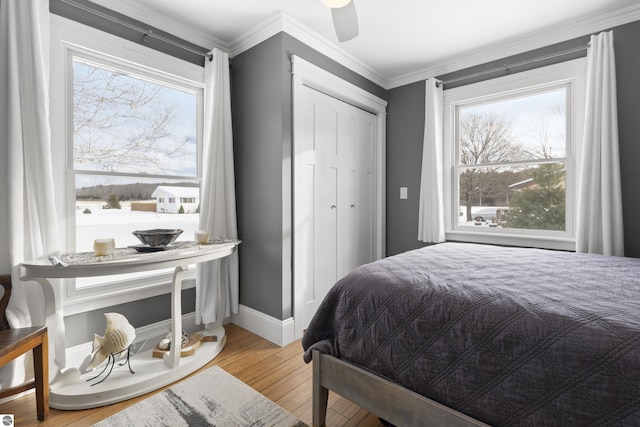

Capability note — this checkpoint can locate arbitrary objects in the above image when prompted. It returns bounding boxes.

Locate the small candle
[194,230,209,244]
[94,238,115,256]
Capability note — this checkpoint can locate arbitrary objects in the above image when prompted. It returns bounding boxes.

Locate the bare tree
[458,112,524,221]
[523,106,565,160]
[73,61,195,175]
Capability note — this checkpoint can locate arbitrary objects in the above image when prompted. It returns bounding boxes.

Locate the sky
[460,87,566,159]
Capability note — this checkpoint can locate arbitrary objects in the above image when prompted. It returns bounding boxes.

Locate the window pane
[76,175,200,252]
[458,163,566,231]
[458,88,566,165]
[73,59,197,176]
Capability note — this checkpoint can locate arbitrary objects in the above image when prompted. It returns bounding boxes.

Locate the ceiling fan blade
[331,0,359,42]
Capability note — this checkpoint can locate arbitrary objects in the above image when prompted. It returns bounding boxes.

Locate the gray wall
[231,34,287,320]
[613,20,640,257]
[386,20,640,257]
[385,80,429,256]
[231,33,387,320]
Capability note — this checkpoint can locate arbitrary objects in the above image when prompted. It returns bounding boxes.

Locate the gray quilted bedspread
[302,243,640,426]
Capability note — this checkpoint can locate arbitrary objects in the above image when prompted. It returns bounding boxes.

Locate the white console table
[20,240,239,410]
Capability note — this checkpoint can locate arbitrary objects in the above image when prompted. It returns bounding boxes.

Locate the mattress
[302,242,640,426]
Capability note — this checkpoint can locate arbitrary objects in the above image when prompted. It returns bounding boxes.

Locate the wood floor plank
[332,395,367,420]
[3,323,381,427]
[278,383,312,415]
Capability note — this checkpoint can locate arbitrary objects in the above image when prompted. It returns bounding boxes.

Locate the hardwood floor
[2,323,385,426]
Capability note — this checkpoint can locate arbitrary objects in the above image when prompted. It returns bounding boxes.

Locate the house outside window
[443,59,586,250]
[152,186,199,213]
[50,17,205,313]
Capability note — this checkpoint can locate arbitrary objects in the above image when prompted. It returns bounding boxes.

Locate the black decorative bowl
[132,229,183,247]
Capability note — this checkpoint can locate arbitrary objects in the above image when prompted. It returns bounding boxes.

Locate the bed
[302,242,640,426]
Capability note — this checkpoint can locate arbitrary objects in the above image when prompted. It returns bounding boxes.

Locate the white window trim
[50,15,204,314]
[442,58,587,251]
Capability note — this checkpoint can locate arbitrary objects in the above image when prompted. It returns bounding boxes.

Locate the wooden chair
[0,274,49,421]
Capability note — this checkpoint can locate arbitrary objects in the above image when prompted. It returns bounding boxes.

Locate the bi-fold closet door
[293,83,377,337]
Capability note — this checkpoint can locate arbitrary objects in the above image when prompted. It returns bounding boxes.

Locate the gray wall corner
[386,80,429,256]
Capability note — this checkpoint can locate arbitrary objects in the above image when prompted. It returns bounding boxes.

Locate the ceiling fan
[321,0,359,42]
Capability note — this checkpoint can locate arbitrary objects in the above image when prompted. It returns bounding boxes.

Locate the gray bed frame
[312,349,490,427]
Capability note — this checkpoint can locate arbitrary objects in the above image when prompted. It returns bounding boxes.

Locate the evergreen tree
[505,163,565,230]
[106,193,121,209]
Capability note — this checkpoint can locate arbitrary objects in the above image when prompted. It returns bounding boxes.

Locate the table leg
[163,266,185,369]
[21,275,67,384]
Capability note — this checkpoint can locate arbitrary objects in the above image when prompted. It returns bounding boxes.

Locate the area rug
[93,366,307,427]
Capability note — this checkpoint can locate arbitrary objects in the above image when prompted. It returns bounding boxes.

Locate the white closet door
[338,107,376,275]
[294,84,377,337]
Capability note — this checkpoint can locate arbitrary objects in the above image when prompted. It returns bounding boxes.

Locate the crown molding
[89,1,388,88]
[87,0,229,51]
[280,14,388,89]
[227,12,284,57]
[88,1,640,90]
[229,12,389,89]
[388,3,640,89]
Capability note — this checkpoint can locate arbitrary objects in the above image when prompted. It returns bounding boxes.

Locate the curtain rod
[60,0,213,61]
[437,44,588,87]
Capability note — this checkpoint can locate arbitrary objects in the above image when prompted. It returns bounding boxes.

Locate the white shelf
[50,328,226,410]
[21,241,239,410]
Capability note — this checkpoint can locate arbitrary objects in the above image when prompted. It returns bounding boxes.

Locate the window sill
[445,230,576,252]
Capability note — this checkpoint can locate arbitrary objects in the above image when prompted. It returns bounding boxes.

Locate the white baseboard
[231,305,295,347]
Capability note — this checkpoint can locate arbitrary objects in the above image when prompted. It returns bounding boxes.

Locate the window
[50,17,205,313]
[443,59,586,250]
[72,56,200,255]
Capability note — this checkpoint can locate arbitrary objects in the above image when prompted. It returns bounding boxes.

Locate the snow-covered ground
[75,200,199,252]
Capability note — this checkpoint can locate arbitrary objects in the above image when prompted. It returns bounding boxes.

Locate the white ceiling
[91,0,640,88]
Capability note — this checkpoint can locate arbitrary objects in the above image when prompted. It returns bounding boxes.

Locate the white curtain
[0,0,64,387]
[576,31,624,256]
[418,78,446,243]
[196,48,239,326]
